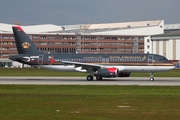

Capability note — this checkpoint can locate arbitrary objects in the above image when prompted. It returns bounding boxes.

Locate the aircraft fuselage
[9,53,175,72]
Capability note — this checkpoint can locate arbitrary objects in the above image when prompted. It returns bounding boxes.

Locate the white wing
[62,61,102,72]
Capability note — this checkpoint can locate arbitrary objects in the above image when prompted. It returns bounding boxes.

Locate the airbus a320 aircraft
[9,26,175,81]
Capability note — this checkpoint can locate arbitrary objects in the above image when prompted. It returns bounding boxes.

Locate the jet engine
[94,67,119,77]
[118,72,131,77]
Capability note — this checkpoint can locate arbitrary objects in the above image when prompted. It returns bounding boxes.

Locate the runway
[0,77,180,86]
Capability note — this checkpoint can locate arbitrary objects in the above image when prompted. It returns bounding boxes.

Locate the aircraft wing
[62,61,102,72]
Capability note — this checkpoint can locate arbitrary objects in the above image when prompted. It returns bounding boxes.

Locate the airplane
[9,26,175,81]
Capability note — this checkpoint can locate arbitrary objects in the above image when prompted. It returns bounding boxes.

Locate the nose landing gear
[149,72,154,81]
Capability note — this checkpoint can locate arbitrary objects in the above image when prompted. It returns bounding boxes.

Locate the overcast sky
[0,0,179,25]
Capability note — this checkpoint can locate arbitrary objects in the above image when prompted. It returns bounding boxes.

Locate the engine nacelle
[94,67,119,77]
[118,72,131,77]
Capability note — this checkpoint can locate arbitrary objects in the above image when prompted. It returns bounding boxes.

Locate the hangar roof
[165,24,180,30]
[88,20,161,29]
[151,31,180,40]
[0,23,65,33]
[0,23,14,32]
[0,20,163,34]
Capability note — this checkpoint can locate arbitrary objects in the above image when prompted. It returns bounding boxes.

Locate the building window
[125,37,130,40]
[10,36,14,39]
[105,37,111,40]
[139,43,144,46]
[118,43,124,46]
[40,36,47,39]
[33,36,39,39]
[91,37,97,40]
[2,36,9,39]
[112,43,117,46]
[112,37,117,40]
[139,48,144,51]
[139,38,144,40]
[125,43,131,46]
[147,45,150,49]
[84,37,90,40]
[55,37,61,39]
[48,42,54,45]
[62,36,68,39]
[47,36,54,40]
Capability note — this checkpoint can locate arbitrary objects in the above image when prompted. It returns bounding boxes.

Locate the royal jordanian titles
[9,26,175,81]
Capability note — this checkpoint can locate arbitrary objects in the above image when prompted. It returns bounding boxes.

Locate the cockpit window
[154,55,168,62]
[162,57,168,61]
[158,57,168,61]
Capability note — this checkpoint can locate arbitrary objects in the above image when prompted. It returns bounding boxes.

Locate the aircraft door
[38,55,44,64]
[148,55,154,65]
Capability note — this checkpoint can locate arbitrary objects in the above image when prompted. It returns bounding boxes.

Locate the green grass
[0,68,88,76]
[0,68,179,77]
[0,85,180,120]
[0,68,179,119]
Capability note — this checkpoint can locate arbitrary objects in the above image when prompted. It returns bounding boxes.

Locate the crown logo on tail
[22,42,31,49]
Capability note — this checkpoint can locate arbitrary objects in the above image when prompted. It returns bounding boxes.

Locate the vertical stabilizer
[12,26,39,54]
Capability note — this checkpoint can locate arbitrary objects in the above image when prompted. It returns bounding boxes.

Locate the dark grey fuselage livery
[9,26,175,81]
[9,53,172,66]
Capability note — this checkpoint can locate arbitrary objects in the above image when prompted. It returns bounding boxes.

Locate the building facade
[0,33,146,56]
[149,32,180,68]
[0,20,164,67]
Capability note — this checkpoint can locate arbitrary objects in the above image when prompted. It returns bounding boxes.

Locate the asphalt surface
[0,77,180,86]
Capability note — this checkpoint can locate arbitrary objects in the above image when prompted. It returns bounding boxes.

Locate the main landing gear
[96,76,102,81]
[149,72,154,81]
[86,75,103,81]
[87,75,93,81]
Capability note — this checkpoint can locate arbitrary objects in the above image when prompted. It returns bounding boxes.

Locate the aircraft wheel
[150,77,154,81]
[96,76,102,81]
[87,75,93,81]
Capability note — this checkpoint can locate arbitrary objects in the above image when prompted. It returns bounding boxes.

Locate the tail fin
[12,26,40,54]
